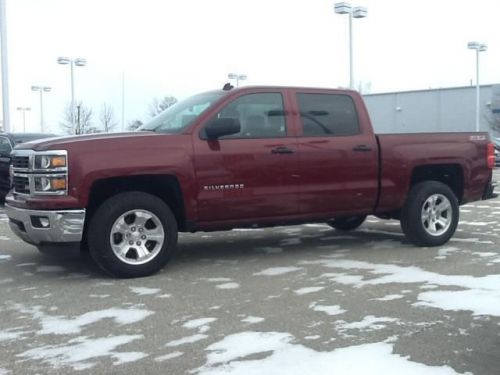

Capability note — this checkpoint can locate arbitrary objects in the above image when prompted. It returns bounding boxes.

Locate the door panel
[193,91,299,222]
[292,91,379,215]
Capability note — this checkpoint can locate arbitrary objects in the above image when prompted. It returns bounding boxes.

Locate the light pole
[228,73,247,87]
[31,85,51,133]
[16,106,30,132]
[0,0,10,132]
[467,41,487,132]
[57,56,87,134]
[334,2,368,89]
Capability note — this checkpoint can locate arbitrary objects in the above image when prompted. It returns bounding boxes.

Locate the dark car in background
[494,137,500,167]
[0,133,57,200]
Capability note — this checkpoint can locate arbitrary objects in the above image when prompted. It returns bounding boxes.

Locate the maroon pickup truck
[5,86,497,278]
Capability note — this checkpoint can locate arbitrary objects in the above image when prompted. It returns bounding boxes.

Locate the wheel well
[85,175,187,232]
[410,164,464,202]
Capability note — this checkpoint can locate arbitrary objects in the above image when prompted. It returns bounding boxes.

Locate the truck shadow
[172,225,409,265]
[10,224,408,279]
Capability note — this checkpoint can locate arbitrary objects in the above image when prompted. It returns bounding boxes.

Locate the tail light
[487,143,495,169]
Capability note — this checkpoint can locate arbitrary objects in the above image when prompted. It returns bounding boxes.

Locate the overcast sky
[4,0,500,133]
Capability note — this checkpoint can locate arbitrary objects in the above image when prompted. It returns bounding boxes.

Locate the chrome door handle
[271,146,294,154]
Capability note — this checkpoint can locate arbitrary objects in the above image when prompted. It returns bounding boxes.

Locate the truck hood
[14,131,162,152]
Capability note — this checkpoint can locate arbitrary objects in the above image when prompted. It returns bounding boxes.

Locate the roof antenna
[223,82,234,91]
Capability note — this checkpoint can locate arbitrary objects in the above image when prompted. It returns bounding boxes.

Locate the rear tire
[400,181,459,247]
[327,215,367,231]
[88,191,178,278]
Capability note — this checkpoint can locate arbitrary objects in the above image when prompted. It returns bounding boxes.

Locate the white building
[363,84,500,137]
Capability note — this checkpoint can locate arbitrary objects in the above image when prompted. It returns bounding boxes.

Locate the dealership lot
[0,171,499,374]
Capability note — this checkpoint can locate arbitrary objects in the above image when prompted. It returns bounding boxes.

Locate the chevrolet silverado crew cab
[5,86,497,278]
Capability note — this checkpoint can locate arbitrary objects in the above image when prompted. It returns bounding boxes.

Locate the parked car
[494,137,500,167]
[0,133,57,200]
[4,86,497,278]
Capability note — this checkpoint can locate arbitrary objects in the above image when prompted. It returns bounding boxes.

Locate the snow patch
[416,289,500,316]
[216,282,240,289]
[155,351,183,362]
[196,331,463,375]
[472,252,497,258]
[309,302,346,316]
[129,286,161,295]
[281,238,301,246]
[0,254,11,261]
[294,286,325,295]
[14,304,153,335]
[317,259,500,316]
[373,294,404,301]
[183,318,217,330]
[16,263,37,267]
[336,316,398,331]
[17,334,145,370]
[0,328,28,342]
[435,246,460,259]
[166,334,208,347]
[254,267,302,276]
[241,316,265,324]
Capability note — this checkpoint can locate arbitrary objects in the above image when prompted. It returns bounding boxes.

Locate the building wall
[363,85,498,135]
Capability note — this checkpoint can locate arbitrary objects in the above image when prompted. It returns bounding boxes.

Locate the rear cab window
[296,93,360,136]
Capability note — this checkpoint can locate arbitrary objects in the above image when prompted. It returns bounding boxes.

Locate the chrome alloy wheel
[109,209,165,265]
[421,194,452,236]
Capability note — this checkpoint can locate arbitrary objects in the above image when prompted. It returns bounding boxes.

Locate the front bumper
[5,204,85,245]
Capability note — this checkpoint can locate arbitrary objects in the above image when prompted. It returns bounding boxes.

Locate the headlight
[34,176,67,193]
[34,154,67,169]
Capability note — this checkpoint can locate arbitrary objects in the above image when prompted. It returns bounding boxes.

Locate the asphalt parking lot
[0,171,499,374]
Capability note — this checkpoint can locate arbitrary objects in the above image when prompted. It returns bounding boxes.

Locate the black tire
[327,215,367,231]
[400,181,459,247]
[88,191,178,278]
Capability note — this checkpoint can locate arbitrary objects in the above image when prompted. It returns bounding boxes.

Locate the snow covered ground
[0,171,499,374]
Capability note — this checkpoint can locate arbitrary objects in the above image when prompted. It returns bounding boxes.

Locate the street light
[228,73,247,87]
[31,85,51,133]
[334,2,368,89]
[467,41,487,132]
[57,56,87,134]
[16,106,30,132]
[0,0,10,132]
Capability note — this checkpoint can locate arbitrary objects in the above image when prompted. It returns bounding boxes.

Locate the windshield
[139,91,225,133]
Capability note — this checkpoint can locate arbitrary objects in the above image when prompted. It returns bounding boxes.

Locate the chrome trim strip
[5,204,85,245]
[11,149,68,173]
[10,149,68,196]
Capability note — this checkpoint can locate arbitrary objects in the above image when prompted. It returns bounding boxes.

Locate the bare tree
[148,96,177,117]
[486,111,500,134]
[99,103,118,133]
[60,102,98,135]
[128,119,144,131]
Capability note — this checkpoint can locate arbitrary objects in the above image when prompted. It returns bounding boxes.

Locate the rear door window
[296,93,359,136]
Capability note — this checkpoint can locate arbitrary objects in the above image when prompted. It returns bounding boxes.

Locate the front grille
[12,156,30,169]
[13,176,30,194]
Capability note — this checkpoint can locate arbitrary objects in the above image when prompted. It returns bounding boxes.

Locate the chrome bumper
[5,204,85,245]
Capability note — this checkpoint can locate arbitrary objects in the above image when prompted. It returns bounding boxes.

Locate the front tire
[88,191,178,278]
[400,181,459,247]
